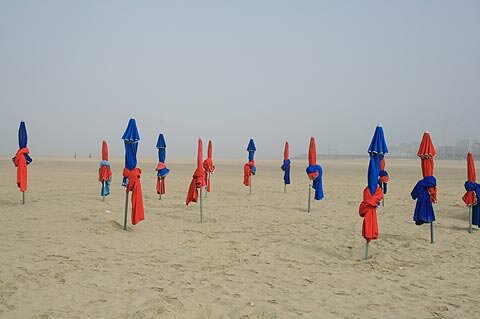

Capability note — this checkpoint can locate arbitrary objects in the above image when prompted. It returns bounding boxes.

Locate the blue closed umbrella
[122,118,140,186]
[18,121,32,164]
[367,125,388,195]
[244,139,257,194]
[247,139,256,162]
[14,121,32,204]
[156,133,170,198]
[156,133,167,163]
[360,124,388,259]
[282,141,291,192]
[121,118,142,230]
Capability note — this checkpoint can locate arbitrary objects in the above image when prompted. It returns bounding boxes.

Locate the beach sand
[0,156,479,318]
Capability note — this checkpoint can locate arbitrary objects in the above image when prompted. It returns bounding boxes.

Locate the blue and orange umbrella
[12,121,32,204]
[186,138,207,223]
[156,133,170,200]
[306,137,323,212]
[244,139,256,194]
[463,152,479,233]
[359,125,387,259]
[203,140,215,196]
[99,140,112,201]
[121,118,144,230]
[281,141,291,193]
[411,131,437,243]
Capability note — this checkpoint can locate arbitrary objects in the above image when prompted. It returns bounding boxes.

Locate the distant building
[390,138,480,160]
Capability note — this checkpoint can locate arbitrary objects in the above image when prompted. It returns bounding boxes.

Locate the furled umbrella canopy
[463,152,480,228]
[306,137,324,201]
[156,133,170,196]
[411,131,437,227]
[99,140,112,197]
[203,140,215,192]
[367,125,388,195]
[12,121,32,196]
[244,139,256,187]
[359,125,387,246]
[186,138,207,205]
[281,141,291,187]
[122,119,144,227]
[379,157,389,194]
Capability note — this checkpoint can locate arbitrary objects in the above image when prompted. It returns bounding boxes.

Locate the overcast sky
[1,0,479,159]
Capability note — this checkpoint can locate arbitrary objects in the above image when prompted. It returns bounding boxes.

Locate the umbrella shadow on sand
[108,220,130,231]
[0,198,25,206]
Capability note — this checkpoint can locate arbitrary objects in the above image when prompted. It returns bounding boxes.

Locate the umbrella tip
[425,130,429,133]
[377,123,382,127]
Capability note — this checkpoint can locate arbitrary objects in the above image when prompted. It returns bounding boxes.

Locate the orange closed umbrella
[99,140,112,201]
[412,131,437,243]
[203,140,215,195]
[306,137,324,212]
[463,152,479,233]
[12,121,32,204]
[281,141,291,193]
[186,138,207,223]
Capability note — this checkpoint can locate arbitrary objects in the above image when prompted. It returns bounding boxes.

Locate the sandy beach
[0,156,479,318]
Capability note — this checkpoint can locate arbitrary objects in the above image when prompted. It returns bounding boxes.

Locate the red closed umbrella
[99,140,112,201]
[462,152,478,233]
[186,138,207,223]
[417,132,437,203]
[412,131,437,243]
[463,152,476,206]
[306,137,324,212]
[203,140,215,195]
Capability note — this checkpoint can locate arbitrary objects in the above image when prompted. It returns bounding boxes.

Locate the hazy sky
[1,0,479,159]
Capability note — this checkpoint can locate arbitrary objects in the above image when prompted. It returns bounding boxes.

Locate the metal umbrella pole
[199,188,203,223]
[123,191,129,230]
[22,192,25,205]
[430,222,435,243]
[364,240,369,260]
[468,205,473,234]
[307,182,312,213]
[102,181,105,202]
[159,178,162,200]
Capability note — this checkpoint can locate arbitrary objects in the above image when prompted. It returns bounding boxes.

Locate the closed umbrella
[378,157,389,206]
[186,138,207,223]
[306,137,324,212]
[463,152,479,233]
[203,140,215,197]
[121,118,144,230]
[411,131,437,243]
[281,141,291,193]
[244,139,256,194]
[359,125,387,259]
[12,121,32,204]
[99,140,112,201]
[156,133,170,200]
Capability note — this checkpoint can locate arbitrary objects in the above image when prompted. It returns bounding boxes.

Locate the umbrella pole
[159,178,162,200]
[199,187,203,223]
[22,191,25,205]
[307,182,312,213]
[123,191,129,231]
[430,222,434,243]
[468,206,472,234]
[205,174,208,198]
[364,240,369,260]
[102,181,105,202]
[249,178,252,195]
[382,198,384,207]
[284,183,286,194]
